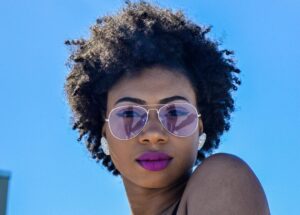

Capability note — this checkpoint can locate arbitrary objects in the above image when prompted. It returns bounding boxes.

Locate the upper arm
[179,153,270,215]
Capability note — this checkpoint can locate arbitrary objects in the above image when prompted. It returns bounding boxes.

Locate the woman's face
[103,66,203,189]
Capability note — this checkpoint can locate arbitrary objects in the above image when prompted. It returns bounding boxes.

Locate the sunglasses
[105,102,201,140]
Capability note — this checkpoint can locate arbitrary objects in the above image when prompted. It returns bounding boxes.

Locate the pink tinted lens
[108,106,147,140]
[159,103,198,137]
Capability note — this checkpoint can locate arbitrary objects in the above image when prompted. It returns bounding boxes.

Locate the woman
[65,1,270,214]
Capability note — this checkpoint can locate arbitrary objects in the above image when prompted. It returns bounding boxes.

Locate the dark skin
[102,66,270,215]
[177,153,270,215]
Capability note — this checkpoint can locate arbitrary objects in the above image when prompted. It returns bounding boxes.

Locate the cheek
[183,135,199,165]
[106,134,126,170]
[106,133,136,174]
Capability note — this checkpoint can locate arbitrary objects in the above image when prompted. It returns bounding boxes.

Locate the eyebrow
[159,96,189,104]
[114,95,189,105]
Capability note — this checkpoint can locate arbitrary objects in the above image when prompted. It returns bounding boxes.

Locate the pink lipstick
[136,152,173,171]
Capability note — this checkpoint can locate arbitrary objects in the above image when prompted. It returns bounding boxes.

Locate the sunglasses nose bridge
[138,108,168,142]
[146,108,160,121]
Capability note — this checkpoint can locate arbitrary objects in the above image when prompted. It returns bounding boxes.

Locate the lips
[136,152,173,171]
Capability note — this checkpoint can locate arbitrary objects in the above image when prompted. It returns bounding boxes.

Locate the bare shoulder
[177,153,270,215]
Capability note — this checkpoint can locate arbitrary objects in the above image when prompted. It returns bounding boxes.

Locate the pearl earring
[198,133,206,150]
[101,137,110,156]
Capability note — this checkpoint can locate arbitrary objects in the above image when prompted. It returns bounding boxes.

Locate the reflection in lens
[110,106,147,139]
[159,104,198,137]
[123,112,147,139]
[173,113,197,135]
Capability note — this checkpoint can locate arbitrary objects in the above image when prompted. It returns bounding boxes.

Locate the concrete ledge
[0,170,10,179]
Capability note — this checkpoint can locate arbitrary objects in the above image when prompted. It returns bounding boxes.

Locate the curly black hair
[64,1,241,176]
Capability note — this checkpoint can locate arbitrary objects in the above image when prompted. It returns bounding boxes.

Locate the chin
[138,179,176,189]
[134,171,187,189]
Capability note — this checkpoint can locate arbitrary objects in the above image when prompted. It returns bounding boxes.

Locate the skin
[177,153,271,215]
[102,66,270,215]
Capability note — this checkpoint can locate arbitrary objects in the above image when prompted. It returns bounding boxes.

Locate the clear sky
[0,0,299,214]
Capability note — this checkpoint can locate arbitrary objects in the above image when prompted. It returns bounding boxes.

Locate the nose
[138,109,168,145]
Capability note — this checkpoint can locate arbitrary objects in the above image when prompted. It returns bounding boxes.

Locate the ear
[101,123,107,138]
[198,118,204,134]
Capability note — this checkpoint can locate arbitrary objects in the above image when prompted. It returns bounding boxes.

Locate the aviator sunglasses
[105,103,201,140]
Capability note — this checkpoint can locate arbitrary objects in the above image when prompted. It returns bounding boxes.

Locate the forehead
[107,66,197,108]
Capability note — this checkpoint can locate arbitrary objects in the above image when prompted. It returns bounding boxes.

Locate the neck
[123,173,190,215]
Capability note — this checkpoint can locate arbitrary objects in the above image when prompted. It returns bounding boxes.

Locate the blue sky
[0,0,299,214]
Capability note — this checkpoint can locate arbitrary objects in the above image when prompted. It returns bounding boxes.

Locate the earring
[198,133,206,150]
[101,137,110,156]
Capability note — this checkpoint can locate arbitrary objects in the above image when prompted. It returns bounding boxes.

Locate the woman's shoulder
[177,153,270,215]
